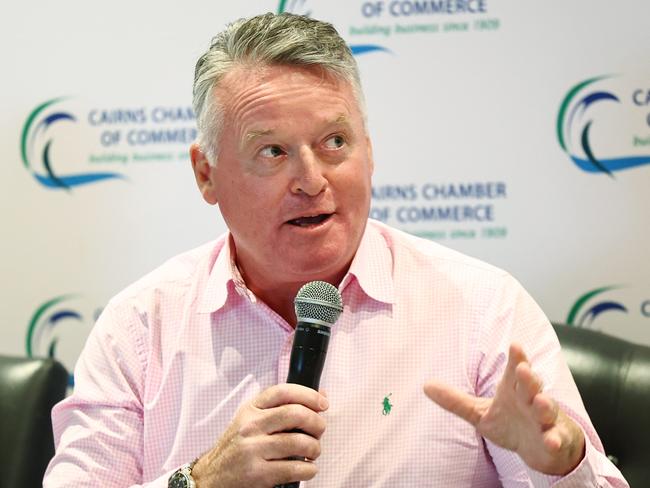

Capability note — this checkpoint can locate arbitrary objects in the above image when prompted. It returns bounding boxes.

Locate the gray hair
[192,12,365,165]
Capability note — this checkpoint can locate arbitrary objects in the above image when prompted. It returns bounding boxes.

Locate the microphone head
[294,281,343,326]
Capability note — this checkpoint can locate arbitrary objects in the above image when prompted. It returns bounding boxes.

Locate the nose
[290,146,328,197]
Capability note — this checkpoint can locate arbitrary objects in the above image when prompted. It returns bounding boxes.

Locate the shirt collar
[198,220,396,313]
[341,220,395,305]
[198,233,250,314]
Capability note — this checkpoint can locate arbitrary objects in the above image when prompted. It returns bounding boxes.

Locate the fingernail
[319,396,329,410]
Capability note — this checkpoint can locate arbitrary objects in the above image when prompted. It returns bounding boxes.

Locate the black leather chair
[553,323,650,487]
[0,355,68,488]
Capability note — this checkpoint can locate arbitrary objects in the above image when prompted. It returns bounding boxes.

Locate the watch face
[169,472,189,488]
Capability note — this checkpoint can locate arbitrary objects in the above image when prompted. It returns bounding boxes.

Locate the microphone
[276,280,343,488]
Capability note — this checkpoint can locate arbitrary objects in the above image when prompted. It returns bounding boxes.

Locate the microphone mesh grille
[294,281,343,326]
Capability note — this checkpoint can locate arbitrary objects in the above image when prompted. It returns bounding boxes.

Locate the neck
[237,263,348,328]
[254,283,302,327]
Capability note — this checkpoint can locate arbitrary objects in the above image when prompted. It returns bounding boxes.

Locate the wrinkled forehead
[218,63,360,109]
[215,63,364,131]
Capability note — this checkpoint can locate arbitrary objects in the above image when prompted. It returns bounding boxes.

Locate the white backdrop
[2,0,649,382]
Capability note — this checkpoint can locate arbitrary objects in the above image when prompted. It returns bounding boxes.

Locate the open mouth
[287,213,333,227]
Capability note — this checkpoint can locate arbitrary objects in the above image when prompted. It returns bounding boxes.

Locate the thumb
[424,380,484,426]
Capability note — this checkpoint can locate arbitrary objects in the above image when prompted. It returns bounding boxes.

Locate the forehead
[215,64,363,133]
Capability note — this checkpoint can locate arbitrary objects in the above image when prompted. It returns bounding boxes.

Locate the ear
[190,143,218,205]
[366,135,375,175]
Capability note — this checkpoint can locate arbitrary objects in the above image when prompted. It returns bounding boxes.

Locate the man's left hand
[424,343,585,475]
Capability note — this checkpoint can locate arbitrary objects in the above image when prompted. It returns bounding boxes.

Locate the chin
[288,251,352,284]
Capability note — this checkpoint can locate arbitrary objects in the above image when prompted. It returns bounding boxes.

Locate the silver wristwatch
[168,459,197,488]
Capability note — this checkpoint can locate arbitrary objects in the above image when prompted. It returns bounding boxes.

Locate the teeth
[289,214,329,226]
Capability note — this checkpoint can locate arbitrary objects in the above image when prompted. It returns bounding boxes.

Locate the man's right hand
[191,384,328,487]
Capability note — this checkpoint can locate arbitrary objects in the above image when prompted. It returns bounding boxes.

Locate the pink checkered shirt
[44,220,627,487]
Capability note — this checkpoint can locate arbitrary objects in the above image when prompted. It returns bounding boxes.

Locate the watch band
[168,458,198,488]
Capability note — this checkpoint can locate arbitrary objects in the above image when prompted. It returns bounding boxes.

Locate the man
[44,12,628,487]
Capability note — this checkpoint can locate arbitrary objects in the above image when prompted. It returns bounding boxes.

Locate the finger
[542,411,586,472]
[424,380,485,426]
[532,394,559,427]
[542,428,563,452]
[261,431,322,461]
[254,383,329,412]
[268,459,319,485]
[260,403,327,437]
[514,362,543,405]
[503,343,528,385]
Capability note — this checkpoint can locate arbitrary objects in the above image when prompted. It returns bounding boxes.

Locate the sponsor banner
[567,285,650,346]
[25,295,101,385]
[371,180,508,241]
[557,74,650,176]
[2,0,649,373]
[21,97,196,191]
[279,0,501,52]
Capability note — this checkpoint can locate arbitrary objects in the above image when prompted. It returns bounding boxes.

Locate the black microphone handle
[275,322,331,488]
[286,321,330,388]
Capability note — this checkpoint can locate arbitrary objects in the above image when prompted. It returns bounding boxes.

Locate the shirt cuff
[525,438,601,487]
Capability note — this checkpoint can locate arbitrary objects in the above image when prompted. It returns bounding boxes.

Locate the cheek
[352,180,372,217]
[341,168,372,203]
[226,181,282,226]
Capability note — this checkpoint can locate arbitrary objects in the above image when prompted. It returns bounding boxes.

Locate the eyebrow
[334,114,348,125]
[241,114,352,148]
[244,129,273,143]
[240,129,273,151]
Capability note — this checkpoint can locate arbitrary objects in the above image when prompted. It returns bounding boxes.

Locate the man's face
[193,64,373,291]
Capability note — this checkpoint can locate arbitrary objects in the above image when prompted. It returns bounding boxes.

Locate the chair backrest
[0,355,68,488]
[552,323,650,487]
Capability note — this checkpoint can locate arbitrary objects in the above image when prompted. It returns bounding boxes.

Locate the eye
[259,145,285,158]
[324,134,345,149]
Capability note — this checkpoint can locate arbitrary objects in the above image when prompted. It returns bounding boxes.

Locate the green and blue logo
[278,0,391,55]
[557,76,650,176]
[21,98,124,190]
[566,286,627,328]
[21,97,195,191]
[279,0,312,16]
[26,295,99,386]
[566,286,650,346]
